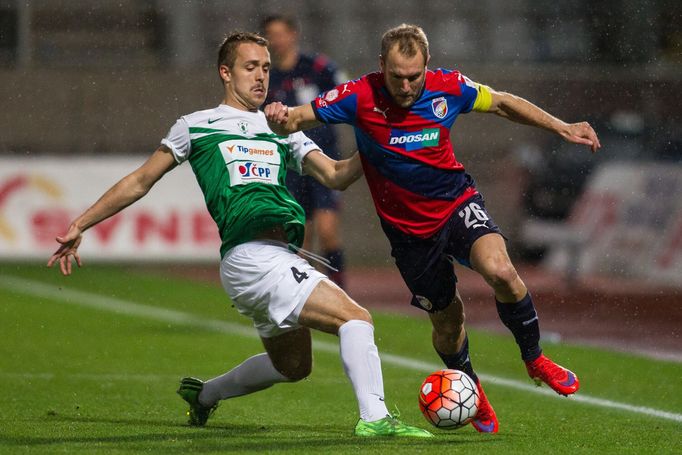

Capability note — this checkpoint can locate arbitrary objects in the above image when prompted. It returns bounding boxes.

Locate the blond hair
[380,24,429,62]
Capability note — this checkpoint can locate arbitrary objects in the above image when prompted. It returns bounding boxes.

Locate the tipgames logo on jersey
[388,128,440,152]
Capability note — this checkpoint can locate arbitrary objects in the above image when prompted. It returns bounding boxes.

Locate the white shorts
[220,240,326,338]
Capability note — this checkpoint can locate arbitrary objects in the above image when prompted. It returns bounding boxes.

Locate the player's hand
[560,121,601,153]
[47,224,84,276]
[264,102,291,135]
[264,101,290,124]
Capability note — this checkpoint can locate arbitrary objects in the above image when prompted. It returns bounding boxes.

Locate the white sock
[338,320,389,421]
[199,353,289,406]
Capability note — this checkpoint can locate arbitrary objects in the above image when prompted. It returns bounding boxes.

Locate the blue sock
[325,249,345,287]
[436,333,478,383]
[496,293,542,361]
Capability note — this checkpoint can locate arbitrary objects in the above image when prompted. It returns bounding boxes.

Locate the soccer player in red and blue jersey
[266,24,601,434]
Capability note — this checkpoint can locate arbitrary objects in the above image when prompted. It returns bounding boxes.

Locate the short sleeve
[458,74,492,114]
[470,83,493,112]
[311,79,360,125]
[287,132,320,175]
[161,118,191,163]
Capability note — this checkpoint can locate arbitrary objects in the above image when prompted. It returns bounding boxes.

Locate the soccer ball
[418,369,479,429]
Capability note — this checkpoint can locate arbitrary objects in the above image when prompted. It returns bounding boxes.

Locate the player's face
[380,45,428,109]
[264,21,297,60]
[222,42,271,111]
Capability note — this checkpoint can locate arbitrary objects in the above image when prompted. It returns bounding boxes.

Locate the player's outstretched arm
[302,150,364,191]
[47,146,177,275]
[265,102,322,135]
[487,90,601,153]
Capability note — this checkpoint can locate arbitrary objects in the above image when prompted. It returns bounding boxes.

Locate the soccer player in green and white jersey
[47,32,432,438]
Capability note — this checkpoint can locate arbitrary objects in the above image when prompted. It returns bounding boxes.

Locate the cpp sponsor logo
[388,128,440,151]
[238,162,271,180]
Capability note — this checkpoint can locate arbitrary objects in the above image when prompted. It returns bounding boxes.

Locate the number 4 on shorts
[291,267,309,283]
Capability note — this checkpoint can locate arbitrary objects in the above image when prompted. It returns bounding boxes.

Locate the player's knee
[483,261,519,290]
[335,289,373,325]
[348,305,373,325]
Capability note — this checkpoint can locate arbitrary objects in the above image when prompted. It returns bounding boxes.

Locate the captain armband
[471,83,493,112]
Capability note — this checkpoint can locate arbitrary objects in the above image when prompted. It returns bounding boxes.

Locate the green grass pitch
[0,263,680,453]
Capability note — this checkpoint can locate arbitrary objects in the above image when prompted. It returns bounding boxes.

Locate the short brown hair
[217,31,268,69]
[380,24,429,63]
[261,14,300,33]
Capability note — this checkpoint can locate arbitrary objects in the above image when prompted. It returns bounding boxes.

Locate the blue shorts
[381,193,502,313]
[286,172,340,218]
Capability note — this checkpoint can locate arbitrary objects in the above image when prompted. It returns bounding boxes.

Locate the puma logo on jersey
[373,106,389,118]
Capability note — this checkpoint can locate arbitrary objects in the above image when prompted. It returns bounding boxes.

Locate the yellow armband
[471,83,493,112]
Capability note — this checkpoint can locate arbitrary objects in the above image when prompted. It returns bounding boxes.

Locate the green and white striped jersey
[161,104,320,257]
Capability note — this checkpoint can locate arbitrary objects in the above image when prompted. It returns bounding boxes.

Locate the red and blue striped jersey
[311,69,487,237]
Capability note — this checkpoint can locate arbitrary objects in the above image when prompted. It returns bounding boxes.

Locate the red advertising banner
[0,157,220,261]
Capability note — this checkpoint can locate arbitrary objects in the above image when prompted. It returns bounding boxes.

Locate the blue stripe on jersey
[355,128,474,200]
[314,93,358,125]
[409,87,479,129]
[409,88,460,128]
[434,68,479,113]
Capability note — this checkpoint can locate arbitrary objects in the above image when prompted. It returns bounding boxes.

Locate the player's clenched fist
[264,101,289,124]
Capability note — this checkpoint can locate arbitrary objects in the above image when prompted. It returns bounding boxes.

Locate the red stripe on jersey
[359,72,466,171]
[362,158,478,237]
[425,69,464,96]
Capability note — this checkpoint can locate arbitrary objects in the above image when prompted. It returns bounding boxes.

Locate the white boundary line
[2,274,681,424]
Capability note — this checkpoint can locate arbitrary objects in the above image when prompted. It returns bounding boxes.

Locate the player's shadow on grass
[3,415,501,451]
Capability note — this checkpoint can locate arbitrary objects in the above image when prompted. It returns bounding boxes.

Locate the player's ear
[379,54,385,72]
[219,64,231,84]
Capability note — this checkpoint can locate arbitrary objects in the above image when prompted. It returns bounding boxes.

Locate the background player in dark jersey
[265,24,601,434]
[263,14,346,286]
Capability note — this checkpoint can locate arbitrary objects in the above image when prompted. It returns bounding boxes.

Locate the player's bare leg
[261,327,313,381]
[429,290,498,433]
[429,290,466,356]
[470,233,580,396]
[297,279,369,333]
[299,280,432,437]
[469,233,527,302]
